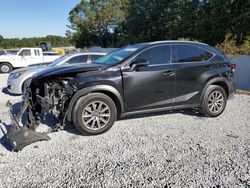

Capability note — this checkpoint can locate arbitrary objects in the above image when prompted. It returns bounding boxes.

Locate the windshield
[94,44,146,65]
[48,54,72,67]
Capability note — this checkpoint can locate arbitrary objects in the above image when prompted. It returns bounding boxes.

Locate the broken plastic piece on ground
[6,97,51,151]
[7,125,50,151]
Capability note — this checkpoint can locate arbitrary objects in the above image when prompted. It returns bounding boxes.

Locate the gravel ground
[0,74,249,187]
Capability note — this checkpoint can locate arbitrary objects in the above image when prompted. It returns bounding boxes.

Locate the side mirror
[130,58,148,71]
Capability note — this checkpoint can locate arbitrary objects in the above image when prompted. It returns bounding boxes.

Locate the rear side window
[90,55,103,62]
[174,45,213,63]
[19,49,31,56]
[34,50,40,56]
[136,45,171,65]
[66,55,88,64]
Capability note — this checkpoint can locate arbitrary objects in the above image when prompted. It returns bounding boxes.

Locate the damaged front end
[6,76,76,151]
[6,89,50,151]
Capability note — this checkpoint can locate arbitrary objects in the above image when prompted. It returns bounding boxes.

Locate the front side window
[174,45,212,63]
[136,45,171,65]
[48,54,71,67]
[19,49,31,56]
[90,55,103,62]
[66,55,88,64]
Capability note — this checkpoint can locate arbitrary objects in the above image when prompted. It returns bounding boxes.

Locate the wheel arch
[67,85,124,122]
[0,62,13,68]
[200,77,230,102]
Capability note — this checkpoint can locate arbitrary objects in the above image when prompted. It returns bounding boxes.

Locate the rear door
[172,44,216,105]
[122,45,176,112]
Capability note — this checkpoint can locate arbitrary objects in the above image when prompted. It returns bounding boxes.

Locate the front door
[122,45,176,112]
[19,49,33,66]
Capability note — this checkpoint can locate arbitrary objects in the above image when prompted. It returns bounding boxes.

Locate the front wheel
[73,93,117,135]
[200,85,227,117]
[0,63,13,73]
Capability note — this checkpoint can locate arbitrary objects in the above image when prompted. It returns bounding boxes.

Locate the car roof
[142,40,209,46]
[131,40,219,55]
[72,52,107,55]
[68,52,107,56]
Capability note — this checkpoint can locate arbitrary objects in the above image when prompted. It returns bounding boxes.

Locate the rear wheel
[73,93,117,135]
[200,85,227,117]
[0,63,13,73]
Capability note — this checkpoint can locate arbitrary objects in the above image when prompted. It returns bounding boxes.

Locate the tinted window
[175,45,213,63]
[136,45,171,65]
[212,55,225,62]
[49,54,71,67]
[19,50,31,56]
[90,55,103,62]
[95,44,146,65]
[202,49,214,60]
[66,55,88,64]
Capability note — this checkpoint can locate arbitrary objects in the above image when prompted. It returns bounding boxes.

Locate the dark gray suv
[13,41,236,136]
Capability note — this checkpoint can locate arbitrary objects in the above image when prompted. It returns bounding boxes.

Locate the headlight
[9,71,27,79]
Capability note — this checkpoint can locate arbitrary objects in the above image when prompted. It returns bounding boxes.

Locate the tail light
[230,64,236,71]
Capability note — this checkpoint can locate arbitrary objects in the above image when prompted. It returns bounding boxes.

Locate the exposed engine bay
[6,76,77,151]
[28,77,76,129]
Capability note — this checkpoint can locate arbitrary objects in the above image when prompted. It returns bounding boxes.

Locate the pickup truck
[0,48,60,73]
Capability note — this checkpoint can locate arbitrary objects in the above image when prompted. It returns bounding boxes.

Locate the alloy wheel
[82,101,111,130]
[207,90,224,114]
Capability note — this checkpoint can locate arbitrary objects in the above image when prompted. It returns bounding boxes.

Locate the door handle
[162,70,175,76]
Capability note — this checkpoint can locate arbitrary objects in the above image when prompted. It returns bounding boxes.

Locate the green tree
[0,35,70,49]
[122,0,250,46]
[68,0,128,47]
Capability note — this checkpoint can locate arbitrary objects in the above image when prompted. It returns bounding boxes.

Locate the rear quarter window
[174,45,214,63]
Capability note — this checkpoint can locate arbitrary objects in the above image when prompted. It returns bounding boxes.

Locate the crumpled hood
[34,63,109,79]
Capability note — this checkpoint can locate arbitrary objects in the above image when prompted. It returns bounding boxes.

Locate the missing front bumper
[5,91,51,151]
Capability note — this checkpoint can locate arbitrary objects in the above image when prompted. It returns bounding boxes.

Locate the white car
[0,48,60,73]
[7,52,106,95]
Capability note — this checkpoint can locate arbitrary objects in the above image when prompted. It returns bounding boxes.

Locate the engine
[34,78,75,119]
[44,80,69,118]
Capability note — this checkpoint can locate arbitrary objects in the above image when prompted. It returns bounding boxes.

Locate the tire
[0,63,13,73]
[200,85,227,117]
[73,93,117,135]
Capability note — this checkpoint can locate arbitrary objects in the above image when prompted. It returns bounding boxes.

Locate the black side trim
[121,104,199,118]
